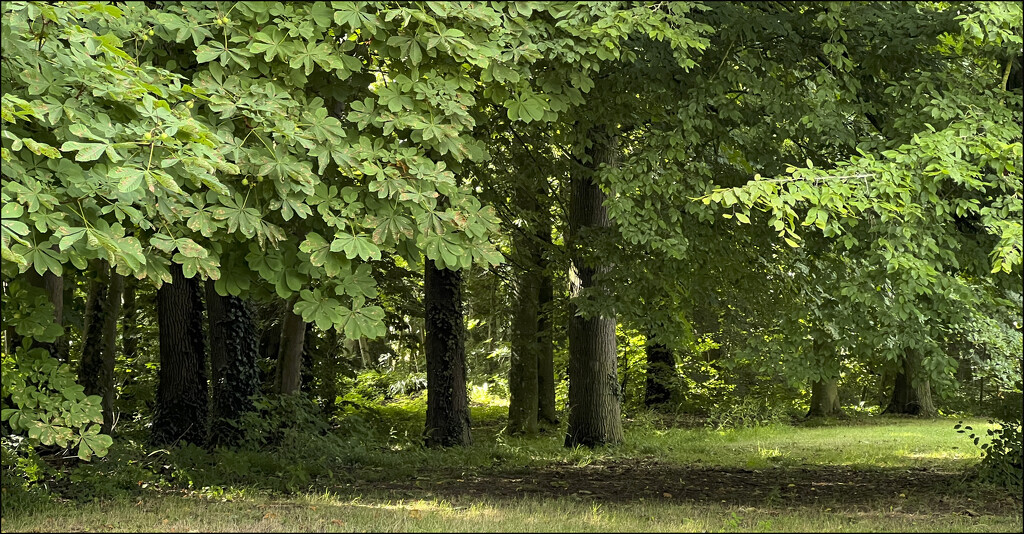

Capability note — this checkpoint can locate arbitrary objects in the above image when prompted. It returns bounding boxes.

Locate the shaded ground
[346,458,1021,517]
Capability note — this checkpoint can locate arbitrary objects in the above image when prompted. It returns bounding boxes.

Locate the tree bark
[884,350,937,417]
[508,185,542,435]
[24,269,66,361]
[275,296,306,395]
[644,339,675,408]
[151,263,208,447]
[121,277,137,363]
[564,126,624,448]
[806,378,843,418]
[205,280,228,388]
[97,271,123,434]
[537,269,558,425]
[208,293,259,448]
[78,261,109,420]
[424,262,472,447]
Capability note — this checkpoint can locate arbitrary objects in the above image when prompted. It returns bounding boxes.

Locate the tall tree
[78,262,118,432]
[564,126,624,448]
[884,351,938,417]
[508,180,543,435]
[151,263,208,447]
[537,265,558,425]
[644,337,676,409]
[424,261,472,447]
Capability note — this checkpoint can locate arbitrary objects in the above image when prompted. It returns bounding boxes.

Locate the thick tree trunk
[806,378,843,418]
[209,294,259,448]
[205,280,228,388]
[424,262,472,447]
[537,269,558,425]
[508,185,542,435]
[884,351,937,417]
[564,126,624,448]
[275,296,306,395]
[644,339,675,408]
[151,264,208,447]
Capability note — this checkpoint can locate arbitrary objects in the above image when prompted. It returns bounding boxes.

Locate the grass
[2,407,1021,533]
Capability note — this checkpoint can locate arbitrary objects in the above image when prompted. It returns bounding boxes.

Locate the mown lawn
[2,416,1021,533]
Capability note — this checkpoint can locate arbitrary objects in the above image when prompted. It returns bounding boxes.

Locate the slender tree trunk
[564,126,624,448]
[78,261,109,415]
[537,269,558,425]
[806,379,842,418]
[508,184,542,435]
[151,263,208,447]
[883,350,937,417]
[275,296,305,395]
[424,262,472,447]
[209,294,259,448]
[44,272,66,361]
[644,339,675,408]
[97,271,123,434]
[121,277,137,364]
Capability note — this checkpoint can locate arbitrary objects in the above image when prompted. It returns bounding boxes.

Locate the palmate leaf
[293,288,343,330]
[331,233,381,261]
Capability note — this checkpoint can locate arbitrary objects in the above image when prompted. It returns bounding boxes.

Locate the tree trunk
[644,339,675,409]
[508,185,542,435]
[424,262,472,447]
[564,126,624,448]
[121,277,138,363]
[41,271,66,361]
[209,293,259,448]
[151,263,208,447]
[275,296,306,395]
[537,269,558,425]
[884,351,937,417]
[97,271,123,434]
[78,261,109,416]
[806,378,842,418]
[205,280,228,388]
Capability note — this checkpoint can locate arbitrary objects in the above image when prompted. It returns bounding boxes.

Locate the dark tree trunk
[205,280,228,388]
[806,379,842,418]
[275,296,305,395]
[644,339,675,408]
[537,269,558,425]
[884,351,937,417]
[97,271,123,434]
[508,186,542,435]
[151,264,208,447]
[564,126,624,448]
[300,322,316,394]
[424,262,472,447]
[208,294,259,448]
[121,277,138,363]
[78,262,109,415]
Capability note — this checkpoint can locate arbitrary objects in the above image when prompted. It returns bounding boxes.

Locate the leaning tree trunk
[537,268,558,425]
[884,350,937,417]
[508,184,542,436]
[564,126,624,448]
[644,338,675,409]
[274,296,306,395]
[424,261,472,447]
[151,263,208,447]
[208,293,259,448]
[806,378,843,418]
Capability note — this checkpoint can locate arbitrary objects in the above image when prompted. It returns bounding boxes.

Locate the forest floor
[2,414,1021,532]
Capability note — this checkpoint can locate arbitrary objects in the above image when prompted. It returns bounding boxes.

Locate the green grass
[2,411,1020,533]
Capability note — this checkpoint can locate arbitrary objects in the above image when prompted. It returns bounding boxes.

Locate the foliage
[956,411,1024,493]
[1,347,112,460]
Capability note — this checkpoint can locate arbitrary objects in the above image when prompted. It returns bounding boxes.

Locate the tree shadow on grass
[340,458,1022,516]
